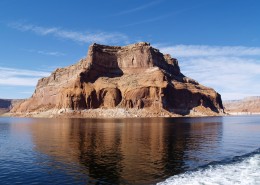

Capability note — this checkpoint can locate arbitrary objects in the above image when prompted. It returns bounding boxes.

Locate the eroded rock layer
[224,96,260,113]
[11,42,224,116]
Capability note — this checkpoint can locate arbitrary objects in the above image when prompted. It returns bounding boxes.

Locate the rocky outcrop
[11,42,224,117]
[224,96,260,114]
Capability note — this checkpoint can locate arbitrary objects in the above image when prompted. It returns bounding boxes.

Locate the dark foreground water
[0,116,259,185]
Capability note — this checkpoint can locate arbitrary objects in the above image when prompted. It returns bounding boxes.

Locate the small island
[8,42,224,118]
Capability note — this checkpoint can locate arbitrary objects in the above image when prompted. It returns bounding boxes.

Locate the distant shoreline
[3,109,260,119]
[227,112,260,115]
[2,113,260,119]
[1,107,226,119]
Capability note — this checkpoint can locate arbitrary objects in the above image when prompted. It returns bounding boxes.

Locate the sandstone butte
[10,42,224,118]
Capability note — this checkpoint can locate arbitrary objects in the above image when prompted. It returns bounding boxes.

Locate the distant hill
[0,99,23,115]
[0,99,12,109]
[224,96,260,114]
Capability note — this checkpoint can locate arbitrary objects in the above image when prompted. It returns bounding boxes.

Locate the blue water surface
[0,116,259,184]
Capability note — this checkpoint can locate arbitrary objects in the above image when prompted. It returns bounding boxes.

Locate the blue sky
[0,0,259,100]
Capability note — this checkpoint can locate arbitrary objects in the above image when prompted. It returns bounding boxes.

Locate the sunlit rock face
[224,96,260,113]
[11,42,224,116]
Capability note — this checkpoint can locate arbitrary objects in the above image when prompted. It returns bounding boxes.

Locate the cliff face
[224,96,260,113]
[11,42,224,117]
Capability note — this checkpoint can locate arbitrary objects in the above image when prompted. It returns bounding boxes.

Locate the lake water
[0,116,259,185]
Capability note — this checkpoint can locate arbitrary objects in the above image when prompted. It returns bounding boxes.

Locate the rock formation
[11,42,224,117]
[224,96,260,114]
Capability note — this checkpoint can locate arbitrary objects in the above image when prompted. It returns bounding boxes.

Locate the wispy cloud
[157,44,260,100]
[0,67,50,86]
[25,49,65,56]
[113,0,163,16]
[121,13,171,27]
[121,4,204,28]
[158,45,260,57]
[9,22,129,44]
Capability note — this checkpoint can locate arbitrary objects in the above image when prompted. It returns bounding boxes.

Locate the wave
[157,148,260,185]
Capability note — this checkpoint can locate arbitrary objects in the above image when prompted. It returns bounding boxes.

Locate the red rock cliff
[11,42,224,116]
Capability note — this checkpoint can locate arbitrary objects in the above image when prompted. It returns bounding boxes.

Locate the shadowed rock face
[11,42,224,116]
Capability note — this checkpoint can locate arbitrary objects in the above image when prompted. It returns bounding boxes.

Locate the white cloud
[157,44,260,100]
[9,22,129,44]
[0,67,50,86]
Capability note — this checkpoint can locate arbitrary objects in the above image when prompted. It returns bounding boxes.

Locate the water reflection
[28,117,223,184]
